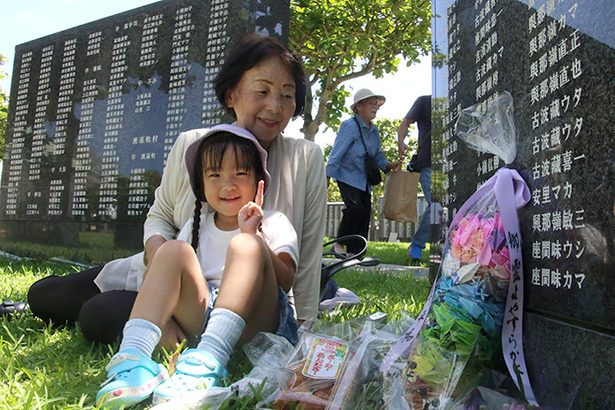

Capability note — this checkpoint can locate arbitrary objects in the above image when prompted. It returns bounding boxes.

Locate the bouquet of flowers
[399,193,513,408]
[378,92,538,408]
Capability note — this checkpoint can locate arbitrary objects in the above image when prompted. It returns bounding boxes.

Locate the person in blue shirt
[326,89,399,255]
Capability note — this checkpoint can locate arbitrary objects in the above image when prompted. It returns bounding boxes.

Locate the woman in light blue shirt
[326,89,399,254]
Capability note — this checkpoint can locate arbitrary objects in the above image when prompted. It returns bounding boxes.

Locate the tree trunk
[302,86,317,141]
[303,119,319,142]
[302,84,335,142]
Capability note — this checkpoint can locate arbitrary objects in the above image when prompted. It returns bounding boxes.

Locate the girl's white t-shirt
[94,129,327,321]
[176,209,299,287]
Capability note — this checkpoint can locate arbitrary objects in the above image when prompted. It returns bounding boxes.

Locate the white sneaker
[319,287,361,311]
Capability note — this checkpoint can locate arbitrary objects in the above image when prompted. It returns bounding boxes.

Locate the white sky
[0,0,431,147]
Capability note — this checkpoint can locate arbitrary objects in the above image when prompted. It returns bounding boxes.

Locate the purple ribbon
[493,168,537,406]
[379,276,437,373]
[380,168,538,406]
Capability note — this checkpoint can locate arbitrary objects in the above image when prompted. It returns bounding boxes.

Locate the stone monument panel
[433,0,614,405]
[0,0,289,249]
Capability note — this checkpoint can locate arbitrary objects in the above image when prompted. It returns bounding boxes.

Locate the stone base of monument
[524,312,615,408]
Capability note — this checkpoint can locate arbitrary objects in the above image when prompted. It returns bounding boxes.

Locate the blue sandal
[152,349,228,404]
[96,348,169,409]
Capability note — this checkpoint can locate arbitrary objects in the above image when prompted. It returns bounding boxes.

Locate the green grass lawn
[2,238,425,267]
[0,244,430,409]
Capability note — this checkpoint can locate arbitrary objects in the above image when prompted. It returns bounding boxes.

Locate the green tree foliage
[0,54,7,160]
[290,0,431,141]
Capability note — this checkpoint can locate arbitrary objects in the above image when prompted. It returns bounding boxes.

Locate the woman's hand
[238,180,265,234]
[387,160,402,171]
[143,235,167,279]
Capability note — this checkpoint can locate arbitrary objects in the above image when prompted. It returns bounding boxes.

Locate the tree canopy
[290,0,431,141]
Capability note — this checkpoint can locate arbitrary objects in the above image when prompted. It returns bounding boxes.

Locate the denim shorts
[205,283,298,346]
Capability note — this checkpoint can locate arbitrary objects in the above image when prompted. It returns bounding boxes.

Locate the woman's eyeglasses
[363,100,382,108]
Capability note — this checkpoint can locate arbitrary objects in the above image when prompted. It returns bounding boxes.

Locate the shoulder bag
[353,117,381,186]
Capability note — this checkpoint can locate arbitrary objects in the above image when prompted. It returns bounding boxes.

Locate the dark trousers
[337,181,371,254]
[27,265,137,344]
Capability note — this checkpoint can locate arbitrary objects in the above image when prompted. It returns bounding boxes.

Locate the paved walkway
[322,258,429,278]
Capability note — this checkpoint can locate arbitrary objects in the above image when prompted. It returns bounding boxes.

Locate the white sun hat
[350,88,386,111]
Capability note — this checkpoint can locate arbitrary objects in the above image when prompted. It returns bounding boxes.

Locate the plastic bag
[151,332,295,410]
[380,93,538,407]
[375,277,489,408]
[455,91,516,164]
[450,386,529,410]
[320,311,471,410]
[272,321,357,409]
[379,168,536,408]
[382,170,419,223]
[272,314,412,409]
[328,315,416,409]
[401,335,471,409]
[448,368,579,410]
[239,332,297,404]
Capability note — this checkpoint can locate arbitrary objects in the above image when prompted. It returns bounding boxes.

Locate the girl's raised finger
[255,180,265,207]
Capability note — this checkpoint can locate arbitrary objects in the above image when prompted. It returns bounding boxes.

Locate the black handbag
[353,117,382,186]
[364,155,382,185]
[406,153,423,172]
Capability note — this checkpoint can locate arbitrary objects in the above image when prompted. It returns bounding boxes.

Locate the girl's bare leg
[214,233,280,343]
[130,240,210,341]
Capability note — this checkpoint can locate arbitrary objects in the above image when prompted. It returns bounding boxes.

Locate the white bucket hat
[185,124,271,202]
[350,88,386,111]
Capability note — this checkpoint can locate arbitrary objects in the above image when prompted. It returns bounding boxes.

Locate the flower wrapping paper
[382,169,536,408]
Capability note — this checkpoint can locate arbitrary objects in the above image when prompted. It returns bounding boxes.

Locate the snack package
[273,314,413,410]
[273,329,353,409]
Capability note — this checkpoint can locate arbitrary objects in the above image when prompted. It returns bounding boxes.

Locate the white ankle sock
[197,308,245,367]
[118,318,161,357]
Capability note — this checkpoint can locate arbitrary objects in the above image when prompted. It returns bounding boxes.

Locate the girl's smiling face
[203,145,258,231]
[224,56,296,149]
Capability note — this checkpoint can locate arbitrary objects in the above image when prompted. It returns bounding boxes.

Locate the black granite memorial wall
[0,0,289,250]
[433,0,614,406]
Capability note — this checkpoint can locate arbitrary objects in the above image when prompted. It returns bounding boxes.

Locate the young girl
[96,124,299,408]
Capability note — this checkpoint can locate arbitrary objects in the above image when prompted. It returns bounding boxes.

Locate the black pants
[27,265,137,344]
[337,181,371,254]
